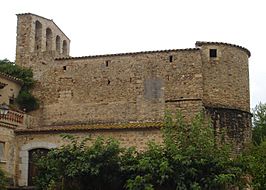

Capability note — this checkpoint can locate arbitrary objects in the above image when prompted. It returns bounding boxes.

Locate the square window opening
[210,49,217,58]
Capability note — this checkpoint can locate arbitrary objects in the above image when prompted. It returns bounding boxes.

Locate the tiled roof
[0,72,24,86]
[55,48,200,60]
[0,81,7,88]
[15,122,164,134]
[195,41,251,57]
[16,13,70,41]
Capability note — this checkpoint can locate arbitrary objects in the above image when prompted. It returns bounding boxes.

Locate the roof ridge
[55,48,200,60]
[195,41,251,57]
[15,122,164,134]
[0,72,24,85]
[16,13,70,41]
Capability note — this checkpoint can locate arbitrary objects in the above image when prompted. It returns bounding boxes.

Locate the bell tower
[15,13,70,68]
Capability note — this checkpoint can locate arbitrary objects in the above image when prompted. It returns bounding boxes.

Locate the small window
[0,142,5,161]
[209,49,217,58]
[9,97,15,105]
[169,55,173,62]
[107,79,111,85]
[63,66,67,70]
[105,60,110,67]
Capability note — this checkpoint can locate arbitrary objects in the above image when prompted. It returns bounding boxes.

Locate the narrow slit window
[63,66,67,70]
[169,55,173,62]
[105,60,110,67]
[210,49,217,58]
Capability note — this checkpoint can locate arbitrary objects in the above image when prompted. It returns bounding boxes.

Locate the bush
[126,112,246,190]
[35,112,247,190]
[252,102,266,145]
[36,135,126,190]
[15,90,39,112]
[0,168,7,190]
[240,140,266,190]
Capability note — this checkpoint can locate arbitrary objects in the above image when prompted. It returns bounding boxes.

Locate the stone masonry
[0,13,252,186]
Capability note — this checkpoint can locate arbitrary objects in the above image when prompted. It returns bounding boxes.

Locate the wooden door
[28,148,49,186]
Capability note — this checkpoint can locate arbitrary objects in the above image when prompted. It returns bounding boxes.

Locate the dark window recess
[107,80,111,85]
[169,55,173,62]
[105,60,110,67]
[209,49,217,58]
[63,66,67,70]
[9,97,15,105]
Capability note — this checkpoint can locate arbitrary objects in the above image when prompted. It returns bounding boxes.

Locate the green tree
[252,102,266,145]
[250,141,266,189]
[126,112,246,190]
[0,59,38,111]
[239,102,266,189]
[35,112,247,190]
[36,135,126,190]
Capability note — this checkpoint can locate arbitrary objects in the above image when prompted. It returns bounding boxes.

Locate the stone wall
[0,126,15,180]
[206,107,252,152]
[197,42,250,112]
[31,49,203,126]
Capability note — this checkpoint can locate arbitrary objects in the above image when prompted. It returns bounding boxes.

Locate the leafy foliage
[0,59,38,111]
[36,135,126,190]
[238,102,266,189]
[127,113,243,189]
[35,112,247,190]
[248,141,266,189]
[252,102,266,145]
[0,168,7,190]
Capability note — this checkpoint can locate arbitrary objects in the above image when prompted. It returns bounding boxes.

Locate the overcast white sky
[0,0,265,109]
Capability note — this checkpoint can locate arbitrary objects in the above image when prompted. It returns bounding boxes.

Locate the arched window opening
[35,21,42,51]
[56,35,61,53]
[28,148,49,186]
[63,40,68,55]
[46,28,52,51]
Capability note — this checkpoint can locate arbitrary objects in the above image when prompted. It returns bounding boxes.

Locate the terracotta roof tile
[0,72,24,86]
[55,48,200,60]
[15,122,164,134]
[195,41,251,57]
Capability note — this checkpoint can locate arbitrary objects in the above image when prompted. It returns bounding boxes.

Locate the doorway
[28,148,49,186]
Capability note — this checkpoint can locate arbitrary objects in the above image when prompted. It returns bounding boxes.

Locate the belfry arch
[63,40,68,55]
[46,28,53,51]
[56,35,61,53]
[34,21,42,51]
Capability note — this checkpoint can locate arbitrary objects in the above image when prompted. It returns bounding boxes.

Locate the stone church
[0,13,252,187]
